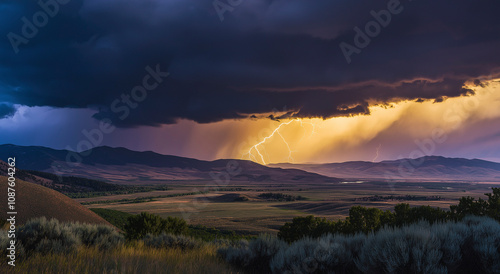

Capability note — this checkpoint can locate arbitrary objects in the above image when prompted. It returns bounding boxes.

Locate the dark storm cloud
[0,104,16,119]
[1,0,499,127]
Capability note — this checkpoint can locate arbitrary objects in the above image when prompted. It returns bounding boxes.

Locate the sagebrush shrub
[217,239,251,268]
[356,228,411,273]
[403,223,446,274]
[70,223,124,250]
[247,234,287,272]
[271,237,322,273]
[222,217,500,274]
[219,234,286,273]
[461,216,500,273]
[16,217,123,255]
[431,221,468,272]
[271,234,365,274]
[17,217,80,255]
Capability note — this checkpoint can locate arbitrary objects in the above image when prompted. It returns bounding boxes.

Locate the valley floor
[81,180,500,235]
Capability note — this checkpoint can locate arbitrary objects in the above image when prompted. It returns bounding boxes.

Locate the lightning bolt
[242,118,316,165]
[277,129,294,162]
[372,144,382,162]
[298,119,317,141]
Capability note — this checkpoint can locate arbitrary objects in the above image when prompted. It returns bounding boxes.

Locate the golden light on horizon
[231,78,500,165]
[151,78,500,164]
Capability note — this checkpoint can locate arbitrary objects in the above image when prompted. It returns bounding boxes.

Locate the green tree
[486,188,500,221]
[409,205,448,224]
[394,203,411,226]
[394,203,448,225]
[450,188,500,221]
[450,196,488,219]
[163,216,189,235]
[344,206,395,234]
[278,215,335,243]
[124,212,188,240]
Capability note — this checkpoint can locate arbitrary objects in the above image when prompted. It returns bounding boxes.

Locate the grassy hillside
[0,176,111,226]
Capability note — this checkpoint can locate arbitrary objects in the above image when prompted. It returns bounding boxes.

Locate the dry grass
[0,177,110,226]
[0,243,238,274]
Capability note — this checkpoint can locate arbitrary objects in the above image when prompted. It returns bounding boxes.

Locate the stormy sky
[1,0,500,163]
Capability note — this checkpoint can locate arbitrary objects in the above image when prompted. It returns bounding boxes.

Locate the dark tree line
[258,192,306,201]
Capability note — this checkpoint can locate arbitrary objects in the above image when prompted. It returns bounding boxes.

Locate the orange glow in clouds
[232,78,500,164]
[147,78,499,164]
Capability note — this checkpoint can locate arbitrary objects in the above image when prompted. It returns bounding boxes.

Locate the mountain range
[1,144,500,183]
[0,144,337,184]
[271,156,500,182]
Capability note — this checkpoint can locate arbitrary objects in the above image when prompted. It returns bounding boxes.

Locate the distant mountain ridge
[271,156,500,182]
[0,144,211,170]
[0,144,338,184]
[380,156,500,170]
[2,144,499,183]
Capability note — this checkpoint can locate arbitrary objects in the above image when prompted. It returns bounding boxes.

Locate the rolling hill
[0,176,111,225]
[0,160,124,192]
